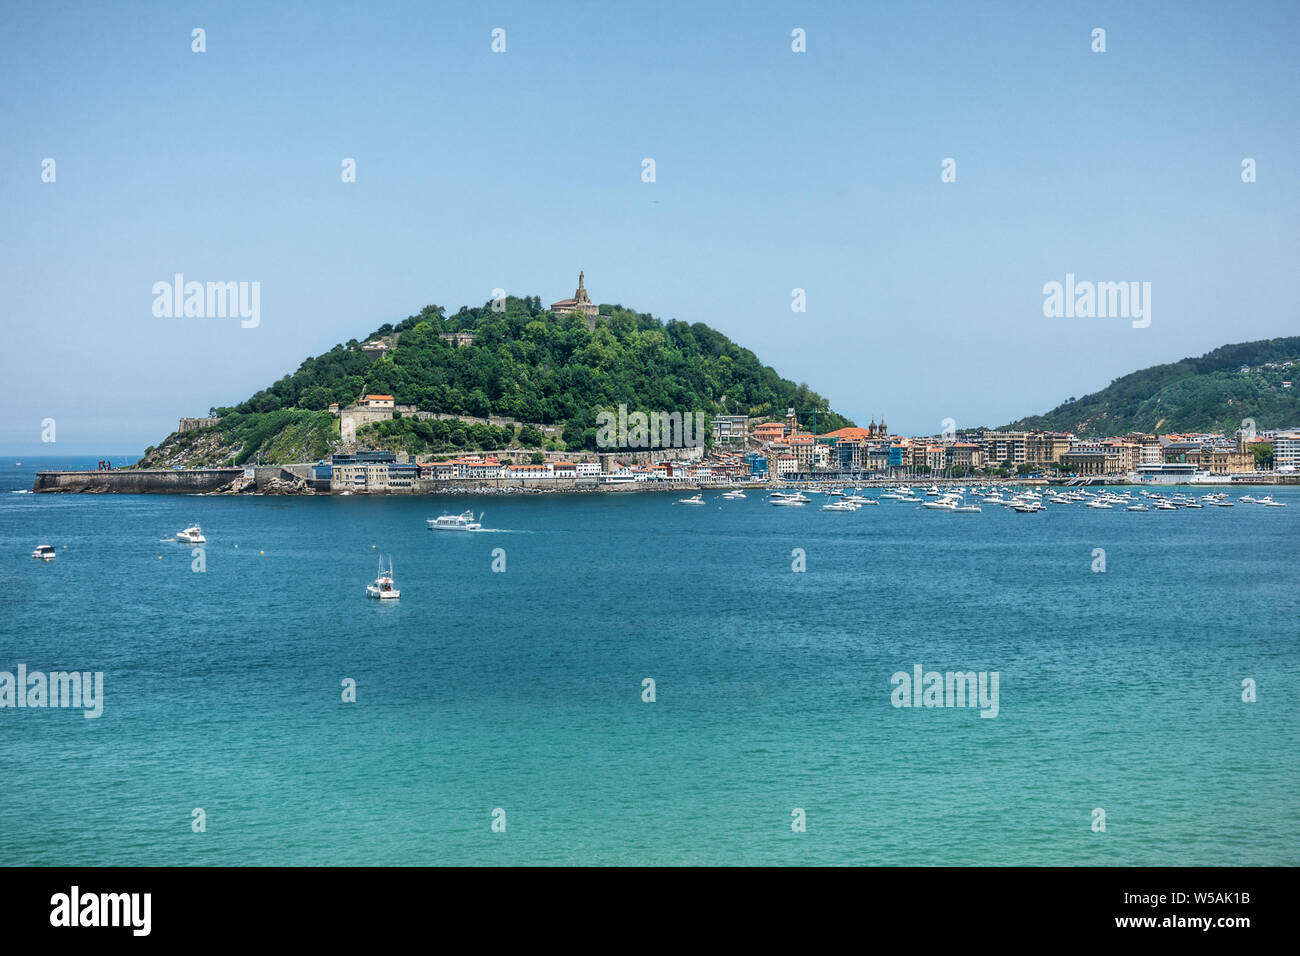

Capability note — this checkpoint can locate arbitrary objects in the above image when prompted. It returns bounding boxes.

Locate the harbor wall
[34,469,244,494]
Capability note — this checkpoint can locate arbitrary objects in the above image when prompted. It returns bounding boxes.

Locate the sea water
[1,458,1296,865]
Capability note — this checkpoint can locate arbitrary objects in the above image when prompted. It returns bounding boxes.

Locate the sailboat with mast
[366,556,400,599]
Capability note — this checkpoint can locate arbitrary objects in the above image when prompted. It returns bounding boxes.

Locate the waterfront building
[754,421,788,443]
[945,443,983,470]
[358,394,395,409]
[575,461,601,477]
[1271,429,1300,471]
[711,415,749,444]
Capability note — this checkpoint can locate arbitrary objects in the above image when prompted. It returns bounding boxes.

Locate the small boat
[428,511,483,530]
[953,502,982,513]
[366,557,400,599]
[1125,504,1148,512]
[675,494,706,505]
[922,497,958,511]
[1086,500,1112,510]
[177,525,206,543]
[1012,501,1044,513]
[844,495,877,506]
[822,500,859,511]
[1154,500,1177,511]
[722,490,746,500]
[31,544,56,560]
[768,493,807,507]
[1216,500,1235,507]
[1258,497,1287,507]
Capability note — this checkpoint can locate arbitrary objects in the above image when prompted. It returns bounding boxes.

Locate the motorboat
[769,493,807,507]
[675,494,706,505]
[177,525,206,543]
[31,544,56,560]
[428,510,483,530]
[722,490,747,500]
[1125,504,1149,511]
[366,558,400,599]
[922,496,958,511]
[822,500,859,511]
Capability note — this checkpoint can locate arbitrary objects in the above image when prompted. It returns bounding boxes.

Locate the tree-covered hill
[1005,337,1300,436]
[140,296,851,464]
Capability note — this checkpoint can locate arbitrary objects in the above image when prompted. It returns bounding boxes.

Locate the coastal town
[302,407,1300,493]
[37,400,1298,495]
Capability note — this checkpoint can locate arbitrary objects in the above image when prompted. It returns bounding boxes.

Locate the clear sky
[2,0,1297,454]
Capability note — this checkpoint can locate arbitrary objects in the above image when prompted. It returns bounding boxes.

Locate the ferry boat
[177,525,206,543]
[366,558,400,599]
[428,511,483,531]
[31,544,56,560]
[675,494,706,505]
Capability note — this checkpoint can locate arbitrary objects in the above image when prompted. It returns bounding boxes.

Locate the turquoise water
[2,458,1297,865]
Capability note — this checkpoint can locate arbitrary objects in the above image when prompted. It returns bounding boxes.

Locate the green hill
[1005,337,1300,436]
[138,296,851,466]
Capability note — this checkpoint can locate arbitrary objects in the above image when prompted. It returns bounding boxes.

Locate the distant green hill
[1005,337,1300,436]
[138,296,851,466]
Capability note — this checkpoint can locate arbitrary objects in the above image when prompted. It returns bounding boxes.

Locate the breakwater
[34,469,244,494]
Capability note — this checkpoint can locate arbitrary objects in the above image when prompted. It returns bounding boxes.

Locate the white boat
[1216,500,1235,507]
[953,502,982,513]
[722,490,746,499]
[1012,501,1044,513]
[922,497,958,511]
[844,495,877,506]
[769,493,807,507]
[428,510,483,530]
[1154,500,1177,511]
[675,494,706,505]
[366,557,400,599]
[1258,496,1287,507]
[1125,504,1149,511]
[31,544,56,560]
[1086,500,1112,510]
[177,525,206,543]
[822,500,859,511]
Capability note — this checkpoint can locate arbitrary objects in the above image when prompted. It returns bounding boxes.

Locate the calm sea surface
[1,457,1296,865]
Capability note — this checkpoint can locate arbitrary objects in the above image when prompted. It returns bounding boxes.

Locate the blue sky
[2,0,1297,453]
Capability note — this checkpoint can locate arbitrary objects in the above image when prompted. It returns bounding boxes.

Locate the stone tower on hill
[550,272,599,331]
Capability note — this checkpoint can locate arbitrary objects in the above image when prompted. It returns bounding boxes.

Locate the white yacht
[768,492,807,507]
[31,544,56,560]
[922,496,959,511]
[177,525,206,543]
[366,558,400,599]
[822,500,859,512]
[675,494,706,505]
[428,510,483,530]
[722,490,747,500]
[1258,496,1287,507]
[1125,503,1149,511]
